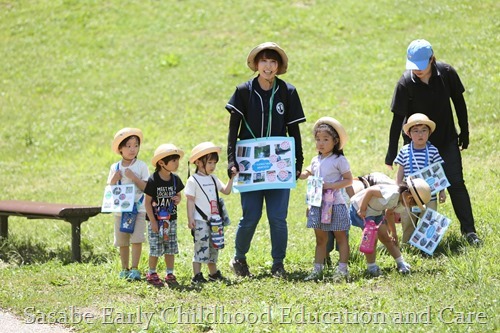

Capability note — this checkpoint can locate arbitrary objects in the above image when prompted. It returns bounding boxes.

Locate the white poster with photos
[409,162,450,195]
[101,184,136,212]
[408,208,452,255]
[234,137,296,193]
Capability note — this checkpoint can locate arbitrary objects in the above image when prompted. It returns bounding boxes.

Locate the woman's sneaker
[191,272,208,285]
[146,272,164,287]
[164,273,179,288]
[208,270,225,282]
[271,263,287,278]
[397,262,411,274]
[229,259,253,277]
[127,269,141,281]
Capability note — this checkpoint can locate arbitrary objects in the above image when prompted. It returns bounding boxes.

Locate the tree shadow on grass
[0,236,110,266]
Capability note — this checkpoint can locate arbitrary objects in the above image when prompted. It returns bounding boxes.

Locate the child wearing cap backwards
[350,176,431,276]
[394,113,446,243]
[185,142,237,284]
[143,144,185,288]
[108,128,149,281]
[299,117,353,281]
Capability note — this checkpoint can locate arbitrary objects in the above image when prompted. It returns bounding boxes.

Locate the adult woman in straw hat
[349,176,431,276]
[225,42,306,278]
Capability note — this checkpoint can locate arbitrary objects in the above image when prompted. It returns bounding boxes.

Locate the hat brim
[313,117,348,150]
[406,58,430,71]
[189,146,222,163]
[247,42,288,75]
[151,148,184,167]
[403,118,436,135]
[408,177,426,211]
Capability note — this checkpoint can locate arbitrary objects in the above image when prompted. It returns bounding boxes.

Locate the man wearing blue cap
[384,39,482,246]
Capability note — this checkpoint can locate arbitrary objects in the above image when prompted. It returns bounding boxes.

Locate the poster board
[408,208,452,255]
[234,137,296,193]
[101,184,136,212]
[409,162,450,195]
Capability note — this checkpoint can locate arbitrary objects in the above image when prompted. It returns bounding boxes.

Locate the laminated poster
[234,137,296,193]
[409,162,450,195]
[408,208,452,255]
[101,184,136,212]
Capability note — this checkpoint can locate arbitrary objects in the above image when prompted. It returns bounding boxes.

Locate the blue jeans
[439,140,476,234]
[234,189,290,264]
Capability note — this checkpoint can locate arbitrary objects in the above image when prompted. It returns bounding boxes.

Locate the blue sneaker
[119,269,130,279]
[127,269,141,281]
[367,265,382,277]
[397,262,411,274]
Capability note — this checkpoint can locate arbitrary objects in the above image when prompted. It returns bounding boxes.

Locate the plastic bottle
[321,189,334,224]
[359,219,378,254]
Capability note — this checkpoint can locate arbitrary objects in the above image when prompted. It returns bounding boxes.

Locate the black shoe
[466,232,483,246]
[208,270,224,282]
[191,272,208,285]
[229,258,253,277]
[271,262,287,278]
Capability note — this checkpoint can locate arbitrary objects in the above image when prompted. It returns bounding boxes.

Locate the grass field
[0,0,499,332]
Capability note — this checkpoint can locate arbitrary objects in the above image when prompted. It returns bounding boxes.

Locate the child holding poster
[107,128,149,280]
[299,117,353,281]
[394,113,447,243]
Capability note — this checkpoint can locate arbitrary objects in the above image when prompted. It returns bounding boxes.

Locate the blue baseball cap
[406,39,433,70]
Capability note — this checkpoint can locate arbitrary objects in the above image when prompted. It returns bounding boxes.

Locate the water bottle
[321,189,334,224]
[359,219,378,254]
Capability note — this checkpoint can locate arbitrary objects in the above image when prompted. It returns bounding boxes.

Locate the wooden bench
[0,200,102,262]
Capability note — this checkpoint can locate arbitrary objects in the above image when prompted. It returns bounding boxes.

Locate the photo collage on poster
[234,137,296,192]
[409,208,452,255]
[101,184,136,212]
[409,162,450,195]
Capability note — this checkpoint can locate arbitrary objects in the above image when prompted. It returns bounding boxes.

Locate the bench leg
[70,219,83,262]
[0,216,8,239]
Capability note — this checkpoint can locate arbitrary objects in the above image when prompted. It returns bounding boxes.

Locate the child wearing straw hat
[107,128,149,281]
[185,142,237,284]
[299,117,353,282]
[143,144,185,288]
[394,113,446,243]
[349,176,431,276]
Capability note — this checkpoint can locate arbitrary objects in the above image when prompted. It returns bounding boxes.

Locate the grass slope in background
[0,0,498,332]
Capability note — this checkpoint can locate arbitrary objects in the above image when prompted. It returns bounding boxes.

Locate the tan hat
[151,144,184,167]
[312,117,348,150]
[407,176,431,210]
[247,42,288,75]
[112,128,143,154]
[189,142,221,163]
[403,113,436,136]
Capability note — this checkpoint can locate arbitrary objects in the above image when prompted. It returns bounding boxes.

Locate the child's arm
[358,186,383,219]
[145,194,159,233]
[323,170,353,190]
[439,189,446,203]
[124,169,147,191]
[396,164,404,186]
[220,167,237,195]
[298,169,311,180]
[108,169,122,185]
[186,195,196,230]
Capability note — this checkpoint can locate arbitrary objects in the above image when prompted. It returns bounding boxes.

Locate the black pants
[439,140,476,235]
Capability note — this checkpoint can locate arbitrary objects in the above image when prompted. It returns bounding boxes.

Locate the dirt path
[0,310,73,333]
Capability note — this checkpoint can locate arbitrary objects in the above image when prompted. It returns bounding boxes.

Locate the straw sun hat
[151,144,184,167]
[246,42,288,75]
[189,142,222,164]
[403,113,436,136]
[112,128,143,155]
[312,117,348,150]
[407,176,431,211]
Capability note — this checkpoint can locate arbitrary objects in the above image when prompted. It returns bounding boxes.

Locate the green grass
[0,0,499,332]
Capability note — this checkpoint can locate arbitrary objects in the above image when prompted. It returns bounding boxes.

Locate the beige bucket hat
[189,142,222,163]
[112,128,143,154]
[407,176,431,210]
[151,144,184,167]
[313,117,348,150]
[403,113,436,136]
[247,42,288,75]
